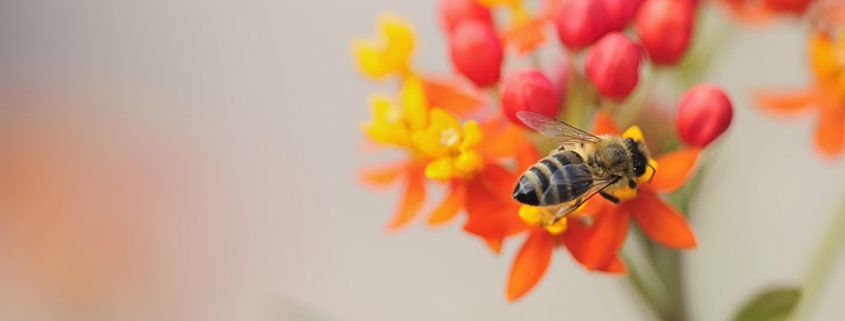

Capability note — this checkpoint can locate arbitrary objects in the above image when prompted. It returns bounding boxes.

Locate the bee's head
[621,126,654,180]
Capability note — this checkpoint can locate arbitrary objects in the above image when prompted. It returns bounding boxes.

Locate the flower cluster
[354,0,734,301]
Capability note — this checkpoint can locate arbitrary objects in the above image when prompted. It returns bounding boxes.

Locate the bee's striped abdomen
[513,150,591,206]
[546,163,592,204]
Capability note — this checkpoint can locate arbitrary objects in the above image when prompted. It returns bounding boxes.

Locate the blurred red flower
[501,69,561,127]
[449,20,504,87]
[677,85,734,147]
[585,33,644,100]
[635,0,697,65]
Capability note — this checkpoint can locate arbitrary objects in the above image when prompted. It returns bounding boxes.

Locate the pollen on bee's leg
[612,186,638,201]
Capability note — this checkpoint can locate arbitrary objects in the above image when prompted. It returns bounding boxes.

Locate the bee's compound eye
[625,138,647,177]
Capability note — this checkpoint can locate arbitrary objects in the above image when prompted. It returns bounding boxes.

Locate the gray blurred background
[0,1,844,320]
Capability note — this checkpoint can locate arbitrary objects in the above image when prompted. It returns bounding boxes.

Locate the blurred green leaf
[733,287,801,321]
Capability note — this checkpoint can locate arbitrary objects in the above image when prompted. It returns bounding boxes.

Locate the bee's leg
[599,191,620,204]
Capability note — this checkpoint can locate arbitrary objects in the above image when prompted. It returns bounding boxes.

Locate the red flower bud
[449,20,504,87]
[602,0,645,31]
[677,85,733,147]
[635,0,696,65]
[501,69,561,127]
[555,0,609,50]
[585,33,643,100]
[439,0,494,33]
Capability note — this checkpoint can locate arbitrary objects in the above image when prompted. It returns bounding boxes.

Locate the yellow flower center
[519,205,568,235]
[413,109,484,181]
[441,128,461,147]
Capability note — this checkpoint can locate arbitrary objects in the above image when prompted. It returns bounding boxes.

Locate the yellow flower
[361,78,429,147]
[352,12,415,80]
[412,109,484,180]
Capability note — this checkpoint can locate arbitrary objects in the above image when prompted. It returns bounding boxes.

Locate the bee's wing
[547,175,619,222]
[517,111,602,144]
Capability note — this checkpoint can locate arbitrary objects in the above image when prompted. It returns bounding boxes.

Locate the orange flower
[564,112,699,269]
[479,0,550,54]
[755,29,845,157]
[505,111,699,301]
[506,183,626,301]
[362,94,527,236]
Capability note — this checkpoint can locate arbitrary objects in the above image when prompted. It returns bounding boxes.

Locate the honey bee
[513,111,656,222]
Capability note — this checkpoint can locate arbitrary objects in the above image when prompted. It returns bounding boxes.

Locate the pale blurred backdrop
[0,1,844,321]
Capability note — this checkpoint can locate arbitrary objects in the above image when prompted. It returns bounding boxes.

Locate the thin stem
[790,187,845,321]
[622,251,671,321]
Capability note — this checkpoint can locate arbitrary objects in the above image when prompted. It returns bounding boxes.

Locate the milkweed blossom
[354,0,733,307]
[755,25,845,157]
[502,110,713,301]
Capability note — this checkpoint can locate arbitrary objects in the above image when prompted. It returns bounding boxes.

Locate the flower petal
[753,88,816,116]
[502,17,547,55]
[421,77,486,117]
[648,149,700,192]
[810,32,837,82]
[596,255,627,274]
[561,205,629,270]
[428,181,466,225]
[379,13,415,55]
[460,120,483,150]
[478,121,527,159]
[425,157,455,181]
[593,110,620,135]
[814,104,845,157]
[463,165,527,240]
[454,150,484,177]
[485,237,504,253]
[400,77,429,131]
[506,229,555,301]
[352,39,389,79]
[515,138,542,173]
[629,191,697,248]
[719,0,773,25]
[359,161,407,187]
[387,167,426,230]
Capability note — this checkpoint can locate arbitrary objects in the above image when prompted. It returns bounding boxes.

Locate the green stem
[790,188,845,321]
[623,250,671,321]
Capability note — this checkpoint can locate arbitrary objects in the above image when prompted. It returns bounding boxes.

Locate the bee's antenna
[647,164,656,183]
